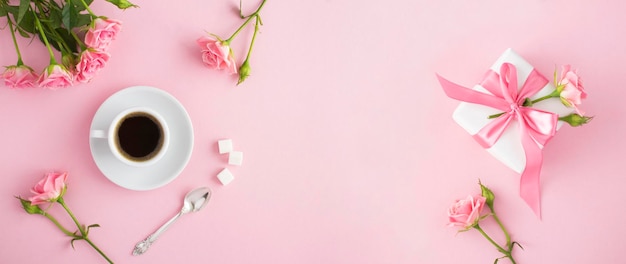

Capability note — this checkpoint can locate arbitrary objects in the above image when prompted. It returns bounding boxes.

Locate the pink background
[0,0,623,263]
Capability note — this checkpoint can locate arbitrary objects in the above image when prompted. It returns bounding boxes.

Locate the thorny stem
[225,0,267,43]
[529,89,561,105]
[58,198,85,236]
[474,224,516,264]
[242,15,260,63]
[491,212,511,249]
[58,198,113,264]
[43,212,75,237]
[33,6,57,64]
[84,237,114,264]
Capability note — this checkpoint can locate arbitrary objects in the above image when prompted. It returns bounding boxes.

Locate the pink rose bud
[17,197,44,215]
[237,60,251,85]
[85,18,122,51]
[38,64,73,89]
[448,195,486,230]
[560,113,593,127]
[558,65,587,115]
[196,36,238,74]
[2,65,39,89]
[28,172,68,205]
[75,49,111,83]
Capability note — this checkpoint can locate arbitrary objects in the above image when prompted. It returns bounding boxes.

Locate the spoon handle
[132,211,183,256]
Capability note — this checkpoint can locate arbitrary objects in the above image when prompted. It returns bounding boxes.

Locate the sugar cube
[218,139,233,154]
[217,168,234,185]
[228,151,244,166]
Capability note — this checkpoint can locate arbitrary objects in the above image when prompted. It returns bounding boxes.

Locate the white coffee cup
[90,107,170,167]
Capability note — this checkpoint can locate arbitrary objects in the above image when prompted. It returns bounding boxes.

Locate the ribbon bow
[437,63,558,217]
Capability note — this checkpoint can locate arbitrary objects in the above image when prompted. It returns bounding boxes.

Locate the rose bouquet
[16,172,113,263]
[0,0,136,89]
[448,181,522,264]
[197,0,267,85]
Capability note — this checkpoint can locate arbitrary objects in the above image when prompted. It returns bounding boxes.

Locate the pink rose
[196,36,238,74]
[75,49,111,83]
[85,18,122,51]
[2,65,39,89]
[38,64,73,89]
[29,172,68,205]
[448,195,486,229]
[558,65,587,115]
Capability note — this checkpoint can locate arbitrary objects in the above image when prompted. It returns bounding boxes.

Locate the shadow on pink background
[0,0,623,263]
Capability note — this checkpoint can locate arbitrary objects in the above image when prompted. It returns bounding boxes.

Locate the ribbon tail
[436,74,509,110]
[519,130,544,218]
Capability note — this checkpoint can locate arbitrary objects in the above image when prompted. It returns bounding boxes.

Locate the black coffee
[115,112,163,161]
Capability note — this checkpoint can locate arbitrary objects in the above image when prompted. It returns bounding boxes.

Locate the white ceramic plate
[89,86,194,190]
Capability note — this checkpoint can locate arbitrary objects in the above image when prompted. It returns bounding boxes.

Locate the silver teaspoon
[132,187,212,255]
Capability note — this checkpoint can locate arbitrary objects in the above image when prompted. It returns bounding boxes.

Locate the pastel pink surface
[0,1,622,263]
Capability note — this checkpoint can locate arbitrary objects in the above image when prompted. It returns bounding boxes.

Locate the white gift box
[452,48,575,173]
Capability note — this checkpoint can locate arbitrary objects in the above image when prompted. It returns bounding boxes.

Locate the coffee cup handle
[90,130,108,139]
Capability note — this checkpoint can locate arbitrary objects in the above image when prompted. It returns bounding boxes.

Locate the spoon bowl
[182,187,211,213]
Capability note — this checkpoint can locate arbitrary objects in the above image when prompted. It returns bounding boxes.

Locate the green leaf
[55,27,79,53]
[62,3,78,30]
[74,0,94,12]
[0,7,7,17]
[105,0,138,9]
[76,13,92,28]
[4,5,18,16]
[17,26,30,38]
[49,0,62,8]
[16,9,35,34]
[35,25,74,53]
[48,6,63,29]
[17,0,29,24]
[38,33,60,52]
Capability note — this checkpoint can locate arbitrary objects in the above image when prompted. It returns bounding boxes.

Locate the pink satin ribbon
[437,63,558,217]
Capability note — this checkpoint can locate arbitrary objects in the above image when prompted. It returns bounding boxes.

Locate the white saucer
[89,86,194,191]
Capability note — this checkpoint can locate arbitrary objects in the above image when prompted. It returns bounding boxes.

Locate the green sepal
[455,227,472,233]
[105,0,138,9]
[553,67,558,87]
[70,237,84,250]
